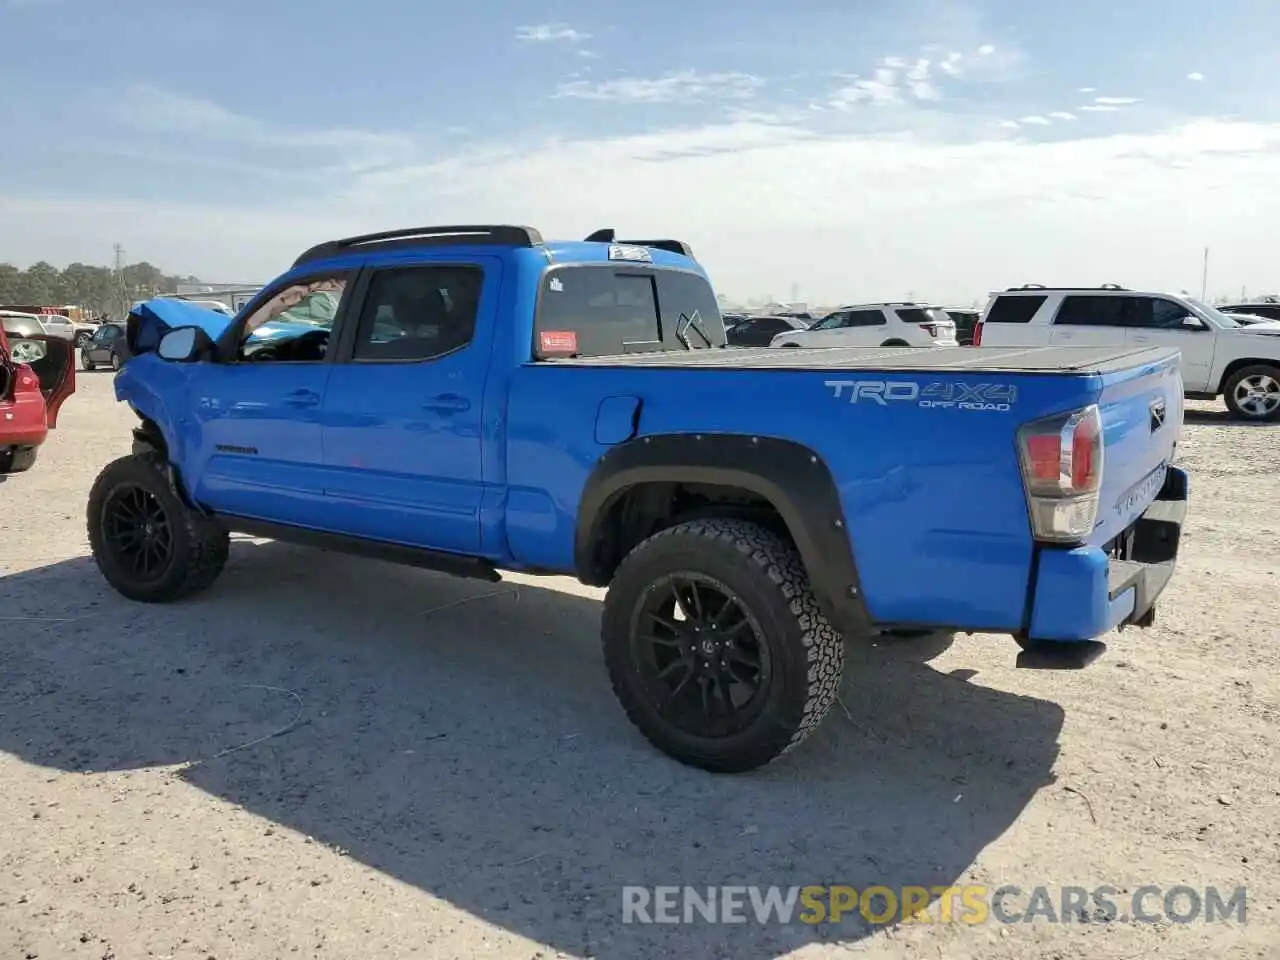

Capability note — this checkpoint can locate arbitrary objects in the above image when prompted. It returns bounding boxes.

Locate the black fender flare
[575,433,869,634]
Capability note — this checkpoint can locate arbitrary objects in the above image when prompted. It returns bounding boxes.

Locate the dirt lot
[0,372,1276,960]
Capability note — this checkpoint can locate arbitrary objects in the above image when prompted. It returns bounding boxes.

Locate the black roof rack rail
[584,228,695,258]
[1004,282,1131,292]
[293,224,544,267]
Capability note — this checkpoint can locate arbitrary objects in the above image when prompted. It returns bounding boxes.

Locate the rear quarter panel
[502,364,1108,630]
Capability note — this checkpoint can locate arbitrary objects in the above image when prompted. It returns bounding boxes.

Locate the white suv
[769,302,958,348]
[975,284,1280,421]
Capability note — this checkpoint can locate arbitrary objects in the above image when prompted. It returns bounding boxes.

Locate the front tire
[87,454,229,602]
[111,353,123,372]
[601,518,844,773]
[1223,364,1280,422]
[81,351,96,371]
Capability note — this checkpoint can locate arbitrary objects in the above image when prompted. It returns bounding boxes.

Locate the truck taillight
[919,323,937,337]
[1016,404,1103,542]
[971,322,983,346]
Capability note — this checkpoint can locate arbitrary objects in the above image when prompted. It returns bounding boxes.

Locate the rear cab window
[534,265,726,359]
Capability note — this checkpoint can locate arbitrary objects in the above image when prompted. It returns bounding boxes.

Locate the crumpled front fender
[113,354,190,461]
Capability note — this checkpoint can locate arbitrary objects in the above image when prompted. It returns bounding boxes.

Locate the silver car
[35,313,77,340]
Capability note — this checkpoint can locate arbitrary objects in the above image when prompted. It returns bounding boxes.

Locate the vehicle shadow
[0,541,1064,958]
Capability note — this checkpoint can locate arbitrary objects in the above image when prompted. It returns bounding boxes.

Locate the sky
[2,0,1280,304]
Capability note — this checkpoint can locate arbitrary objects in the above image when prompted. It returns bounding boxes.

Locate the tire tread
[603,517,844,771]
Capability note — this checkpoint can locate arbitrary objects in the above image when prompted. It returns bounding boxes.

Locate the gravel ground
[0,373,1276,960]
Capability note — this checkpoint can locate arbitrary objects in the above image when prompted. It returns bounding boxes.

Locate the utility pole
[1200,247,1209,301]
[113,243,128,318]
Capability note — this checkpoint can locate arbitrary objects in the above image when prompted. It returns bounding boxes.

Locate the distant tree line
[0,261,197,318]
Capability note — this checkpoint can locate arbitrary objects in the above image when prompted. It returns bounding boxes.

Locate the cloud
[553,70,764,104]
[1049,111,1077,120]
[905,58,940,100]
[9,92,1280,303]
[1078,104,1120,112]
[998,120,1019,129]
[829,68,901,108]
[92,86,415,168]
[1018,115,1050,125]
[1187,72,1205,81]
[977,44,995,55]
[1093,96,1142,106]
[939,52,963,76]
[1078,86,1096,93]
[514,23,589,43]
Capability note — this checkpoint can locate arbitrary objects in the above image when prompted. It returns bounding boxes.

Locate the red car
[0,322,75,473]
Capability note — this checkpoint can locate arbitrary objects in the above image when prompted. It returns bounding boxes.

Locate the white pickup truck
[974,284,1280,421]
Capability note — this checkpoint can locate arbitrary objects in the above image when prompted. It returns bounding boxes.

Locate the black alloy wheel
[630,572,773,739]
[102,484,175,582]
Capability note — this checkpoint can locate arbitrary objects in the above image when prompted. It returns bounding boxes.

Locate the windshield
[1184,297,1243,328]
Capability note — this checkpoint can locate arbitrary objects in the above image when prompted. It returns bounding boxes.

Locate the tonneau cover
[546,344,1178,376]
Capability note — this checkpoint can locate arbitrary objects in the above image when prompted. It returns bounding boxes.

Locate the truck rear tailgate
[1088,348,1182,548]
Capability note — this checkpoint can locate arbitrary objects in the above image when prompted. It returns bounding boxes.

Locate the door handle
[1131,335,1150,343]
[422,394,471,413]
[283,389,320,407]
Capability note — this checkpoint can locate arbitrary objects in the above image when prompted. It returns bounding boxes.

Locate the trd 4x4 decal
[824,380,1017,411]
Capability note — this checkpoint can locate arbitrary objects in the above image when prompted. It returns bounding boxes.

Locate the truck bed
[549,344,1176,375]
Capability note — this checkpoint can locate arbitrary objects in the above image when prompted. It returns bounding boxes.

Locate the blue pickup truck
[88,225,1188,772]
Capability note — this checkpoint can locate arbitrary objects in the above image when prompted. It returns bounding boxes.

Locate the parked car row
[722,284,1280,423]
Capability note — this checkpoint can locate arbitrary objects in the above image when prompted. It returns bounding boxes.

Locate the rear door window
[1054,295,1149,327]
[846,310,886,326]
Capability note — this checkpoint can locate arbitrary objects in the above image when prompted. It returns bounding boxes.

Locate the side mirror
[1180,316,1207,330]
[157,325,214,362]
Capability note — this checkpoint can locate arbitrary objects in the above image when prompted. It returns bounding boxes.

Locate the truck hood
[1236,323,1280,336]
[127,298,235,355]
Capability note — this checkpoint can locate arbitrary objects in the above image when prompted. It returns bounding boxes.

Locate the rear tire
[0,446,38,473]
[81,351,96,371]
[881,339,909,347]
[602,518,844,773]
[87,454,229,602]
[1223,364,1280,422]
[111,353,123,371]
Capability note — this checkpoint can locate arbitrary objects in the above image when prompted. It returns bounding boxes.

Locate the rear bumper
[1026,466,1188,642]
[0,395,49,449]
